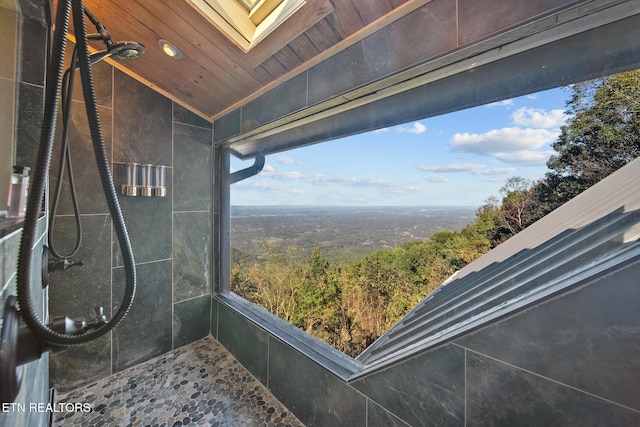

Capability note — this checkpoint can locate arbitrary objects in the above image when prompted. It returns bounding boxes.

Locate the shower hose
[48,45,82,261]
[16,0,136,347]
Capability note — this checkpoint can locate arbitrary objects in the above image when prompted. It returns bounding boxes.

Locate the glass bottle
[7,165,30,218]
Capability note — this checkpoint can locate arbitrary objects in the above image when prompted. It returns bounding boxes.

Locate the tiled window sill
[0,216,24,238]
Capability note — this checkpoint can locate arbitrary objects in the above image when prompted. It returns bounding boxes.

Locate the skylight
[186,0,306,52]
[236,0,258,12]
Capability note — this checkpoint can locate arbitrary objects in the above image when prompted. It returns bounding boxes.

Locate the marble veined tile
[466,351,640,427]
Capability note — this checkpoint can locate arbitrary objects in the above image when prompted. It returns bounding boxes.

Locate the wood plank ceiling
[60,0,410,121]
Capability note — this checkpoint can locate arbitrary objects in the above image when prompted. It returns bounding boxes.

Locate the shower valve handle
[48,257,84,272]
[92,307,108,325]
[49,316,87,335]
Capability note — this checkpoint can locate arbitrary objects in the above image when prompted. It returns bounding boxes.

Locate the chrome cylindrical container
[123,162,139,196]
[153,165,166,197]
[140,164,153,197]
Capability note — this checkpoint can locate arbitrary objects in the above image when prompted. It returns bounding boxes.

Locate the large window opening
[227,78,629,357]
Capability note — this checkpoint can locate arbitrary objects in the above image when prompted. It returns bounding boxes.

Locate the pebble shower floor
[53,336,304,426]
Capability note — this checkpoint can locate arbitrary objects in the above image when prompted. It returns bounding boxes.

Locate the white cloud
[256,171,422,195]
[277,155,302,165]
[406,122,427,134]
[449,127,558,165]
[418,163,516,175]
[311,174,358,186]
[419,163,486,173]
[485,99,514,108]
[474,167,518,175]
[396,122,427,134]
[234,179,307,197]
[261,169,304,180]
[374,127,389,133]
[260,165,302,180]
[233,180,279,191]
[511,107,566,128]
[492,150,555,165]
[451,127,557,153]
[427,175,448,183]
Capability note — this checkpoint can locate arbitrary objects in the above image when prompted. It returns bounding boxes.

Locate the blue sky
[231,87,570,207]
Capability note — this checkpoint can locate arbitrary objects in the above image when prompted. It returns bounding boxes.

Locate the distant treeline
[231,70,640,357]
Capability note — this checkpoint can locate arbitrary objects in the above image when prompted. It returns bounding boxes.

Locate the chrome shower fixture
[88,41,146,65]
[140,164,153,197]
[123,162,139,196]
[84,7,146,66]
[153,165,167,197]
[122,163,166,197]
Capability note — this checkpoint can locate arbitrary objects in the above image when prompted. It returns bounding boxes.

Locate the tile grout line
[110,63,115,376]
[171,100,175,351]
[458,344,640,415]
[464,347,467,427]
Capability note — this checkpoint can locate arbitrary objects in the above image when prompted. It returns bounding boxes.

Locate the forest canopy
[231,70,640,358]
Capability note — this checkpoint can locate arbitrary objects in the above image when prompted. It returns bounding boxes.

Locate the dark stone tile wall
[242,73,308,132]
[47,215,112,319]
[112,260,173,371]
[112,168,173,266]
[173,295,211,347]
[113,71,172,165]
[213,0,589,142]
[454,259,640,420]
[464,351,640,427]
[17,3,47,87]
[215,301,368,426]
[352,344,465,426]
[213,255,640,426]
[15,82,45,171]
[48,63,214,391]
[0,1,50,425]
[367,400,411,427]
[173,123,212,212]
[361,0,457,82]
[0,5,18,210]
[213,108,241,144]
[173,211,211,302]
[268,337,367,426]
[0,221,50,427]
[457,0,581,45]
[217,305,270,385]
[210,294,219,339]
[50,103,113,216]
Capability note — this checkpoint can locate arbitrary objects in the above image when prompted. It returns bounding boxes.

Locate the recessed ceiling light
[158,39,182,59]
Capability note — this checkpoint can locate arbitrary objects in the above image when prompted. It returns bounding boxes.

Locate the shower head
[109,41,146,60]
[88,41,146,66]
[82,7,146,66]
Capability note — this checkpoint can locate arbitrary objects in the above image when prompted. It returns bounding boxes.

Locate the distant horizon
[230,203,477,260]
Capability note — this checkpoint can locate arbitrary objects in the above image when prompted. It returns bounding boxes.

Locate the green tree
[545,70,640,208]
[293,248,341,339]
[498,177,539,235]
[474,196,509,246]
